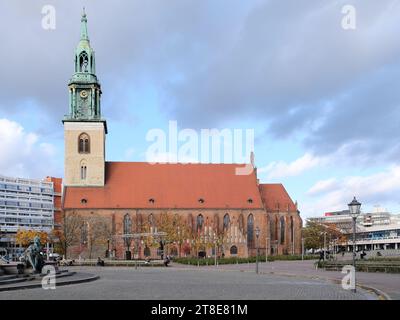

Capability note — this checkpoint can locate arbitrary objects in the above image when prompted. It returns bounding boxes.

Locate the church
[62,11,303,260]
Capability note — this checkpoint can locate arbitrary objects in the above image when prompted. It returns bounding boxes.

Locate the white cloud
[0,118,59,179]
[307,178,338,196]
[301,165,400,217]
[259,153,323,179]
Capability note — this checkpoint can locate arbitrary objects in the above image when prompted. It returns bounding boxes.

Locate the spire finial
[80,8,89,40]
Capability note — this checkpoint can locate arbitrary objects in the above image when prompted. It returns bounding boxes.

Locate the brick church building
[62,11,302,259]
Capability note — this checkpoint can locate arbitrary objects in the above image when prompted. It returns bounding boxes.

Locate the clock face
[80,90,88,99]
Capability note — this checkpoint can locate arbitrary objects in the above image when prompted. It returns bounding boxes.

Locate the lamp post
[348,196,361,293]
[301,237,304,261]
[255,227,260,274]
[323,232,327,261]
[266,236,269,263]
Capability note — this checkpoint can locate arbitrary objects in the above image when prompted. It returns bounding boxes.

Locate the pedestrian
[164,255,170,267]
[318,250,324,263]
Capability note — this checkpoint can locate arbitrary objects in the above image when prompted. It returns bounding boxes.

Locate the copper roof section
[63,162,263,209]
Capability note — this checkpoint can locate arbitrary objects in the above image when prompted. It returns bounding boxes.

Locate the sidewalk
[173,260,400,299]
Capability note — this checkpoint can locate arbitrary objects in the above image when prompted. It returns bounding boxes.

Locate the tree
[15,229,48,247]
[85,214,112,259]
[57,211,84,258]
[302,220,344,251]
[154,212,191,257]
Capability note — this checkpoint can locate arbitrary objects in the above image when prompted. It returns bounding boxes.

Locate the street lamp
[348,196,361,293]
[255,226,260,274]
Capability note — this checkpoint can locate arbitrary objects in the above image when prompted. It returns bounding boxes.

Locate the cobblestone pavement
[178,260,399,299]
[0,265,377,300]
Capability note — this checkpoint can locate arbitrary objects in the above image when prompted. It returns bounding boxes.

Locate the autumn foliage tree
[302,220,344,251]
[15,230,49,247]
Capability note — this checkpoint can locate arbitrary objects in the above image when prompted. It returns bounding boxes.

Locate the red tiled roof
[63,162,263,209]
[259,183,297,212]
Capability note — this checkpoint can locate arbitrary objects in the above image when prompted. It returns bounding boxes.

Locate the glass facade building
[0,175,55,257]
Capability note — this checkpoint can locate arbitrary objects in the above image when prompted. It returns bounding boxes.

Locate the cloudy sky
[0,0,399,218]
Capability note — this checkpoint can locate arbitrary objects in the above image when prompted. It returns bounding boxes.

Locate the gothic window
[223,214,230,231]
[79,52,89,72]
[78,133,90,154]
[148,214,154,227]
[290,216,294,243]
[123,214,132,248]
[196,214,204,232]
[247,214,254,248]
[80,165,87,180]
[123,214,132,235]
[230,245,238,255]
[238,214,244,231]
[280,216,285,245]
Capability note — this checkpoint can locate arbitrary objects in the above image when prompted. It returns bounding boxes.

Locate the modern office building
[308,207,400,252]
[0,175,58,256]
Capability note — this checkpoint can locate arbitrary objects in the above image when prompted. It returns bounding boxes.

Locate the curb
[0,273,100,292]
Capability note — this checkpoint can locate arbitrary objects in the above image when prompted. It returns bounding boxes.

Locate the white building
[0,175,55,256]
[308,207,400,252]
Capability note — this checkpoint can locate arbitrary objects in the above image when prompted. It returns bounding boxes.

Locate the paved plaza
[0,260,388,300]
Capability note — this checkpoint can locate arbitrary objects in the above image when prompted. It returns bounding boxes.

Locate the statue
[24,236,45,274]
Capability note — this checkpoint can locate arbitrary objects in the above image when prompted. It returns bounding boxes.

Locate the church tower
[63,9,107,187]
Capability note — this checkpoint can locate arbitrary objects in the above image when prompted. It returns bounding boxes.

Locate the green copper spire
[80,7,89,41]
[64,10,104,124]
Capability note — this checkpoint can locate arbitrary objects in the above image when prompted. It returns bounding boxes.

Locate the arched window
[123,214,132,235]
[290,216,294,243]
[280,216,285,245]
[123,214,132,248]
[79,51,89,72]
[78,133,90,154]
[223,214,230,231]
[238,214,244,231]
[148,214,154,227]
[196,214,204,232]
[247,214,254,248]
[80,165,87,180]
[230,245,238,255]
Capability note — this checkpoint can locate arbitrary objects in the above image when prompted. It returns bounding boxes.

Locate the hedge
[174,254,318,265]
